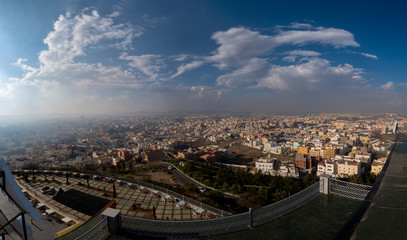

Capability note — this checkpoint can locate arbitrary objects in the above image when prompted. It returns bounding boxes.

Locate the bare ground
[133,171,177,186]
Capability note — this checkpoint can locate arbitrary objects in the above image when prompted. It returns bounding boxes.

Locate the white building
[325,160,338,176]
[337,161,361,177]
[255,156,276,175]
[317,161,326,176]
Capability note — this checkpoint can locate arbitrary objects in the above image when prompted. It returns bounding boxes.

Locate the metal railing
[120,182,321,237]
[14,169,231,217]
[125,178,231,217]
[74,216,108,240]
[329,178,372,200]
[252,182,321,227]
[122,212,250,237]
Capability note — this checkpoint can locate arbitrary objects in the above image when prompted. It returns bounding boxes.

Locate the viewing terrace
[4,130,405,239]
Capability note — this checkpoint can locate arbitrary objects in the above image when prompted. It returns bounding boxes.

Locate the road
[148,161,238,199]
[148,162,206,188]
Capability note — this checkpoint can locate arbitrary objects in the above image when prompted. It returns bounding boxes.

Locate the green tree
[222,182,229,192]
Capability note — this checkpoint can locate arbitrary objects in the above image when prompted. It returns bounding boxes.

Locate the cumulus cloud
[217,57,364,91]
[360,53,378,60]
[207,27,275,69]
[209,24,364,94]
[6,15,393,114]
[12,9,143,89]
[256,58,364,90]
[119,53,165,80]
[380,81,394,90]
[4,9,147,114]
[216,58,270,88]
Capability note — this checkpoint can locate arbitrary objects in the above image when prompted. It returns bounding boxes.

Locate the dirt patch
[222,145,266,165]
[133,171,177,186]
[145,150,170,162]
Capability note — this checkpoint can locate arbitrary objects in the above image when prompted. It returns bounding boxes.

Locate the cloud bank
[2,9,403,115]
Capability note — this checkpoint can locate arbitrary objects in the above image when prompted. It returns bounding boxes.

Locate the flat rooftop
[53,189,111,216]
[353,135,407,239]
[213,194,363,240]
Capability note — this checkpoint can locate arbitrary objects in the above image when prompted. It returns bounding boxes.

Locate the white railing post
[319,174,331,194]
[248,208,253,229]
[102,208,121,234]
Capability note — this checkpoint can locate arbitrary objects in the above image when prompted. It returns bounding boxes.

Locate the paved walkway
[17,175,210,221]
[353,135,407,239]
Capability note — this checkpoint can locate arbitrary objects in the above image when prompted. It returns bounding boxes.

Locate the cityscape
[1,0,407,239]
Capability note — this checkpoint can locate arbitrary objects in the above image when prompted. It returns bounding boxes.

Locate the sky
[0,0,407,115]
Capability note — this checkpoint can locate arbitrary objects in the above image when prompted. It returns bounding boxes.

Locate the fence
[252,182,321,227]
[329,178,372,201]
[15,169,231,217]
[74,216,109,240]
[120,182,321,237]
[125,178,231,217]
[64,178,374,238]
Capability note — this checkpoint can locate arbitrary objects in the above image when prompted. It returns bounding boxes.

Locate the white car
[199,187,207,193]
[168,166,174,170]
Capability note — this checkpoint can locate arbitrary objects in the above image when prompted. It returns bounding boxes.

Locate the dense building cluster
[0,113,404,180]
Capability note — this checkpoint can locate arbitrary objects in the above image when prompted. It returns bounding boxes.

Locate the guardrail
[124,177,232,217]
[14,169,231,217]
[75,216,109,240]
[56,176,374,238]
[119,182,321,237]
[329,178,372,201]
[252,182,321,227]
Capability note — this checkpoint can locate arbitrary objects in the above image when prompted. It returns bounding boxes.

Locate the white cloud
[216,91,223,99]
[120,53,165,80]
[11,10,143,89]
[274,27,359,48]
[216,57,364,92]
[4,9,147,114]
[282,50,321,62]
[290,23,314,29]
[210,24,364,93]
[190,86,205,98]
[380,81,394,90]
[208,25,359,71]
[361,53,378,60]
[207,27,275,69]
[216,58,270,88]
[284,50,321,57]
[171,60,205,78]
[173,54,189,62]
[39,10,141,68]
[256,58,363,90]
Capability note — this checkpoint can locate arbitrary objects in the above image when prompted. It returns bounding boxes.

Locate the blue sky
[0,0,406,115]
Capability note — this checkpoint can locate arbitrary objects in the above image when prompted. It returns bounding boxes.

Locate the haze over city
[1,0,407,116]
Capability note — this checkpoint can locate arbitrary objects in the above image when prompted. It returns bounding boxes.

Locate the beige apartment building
[371,160,385,175]
[297,146,310,155]
[322,149,336,159]
[337,161,361,177]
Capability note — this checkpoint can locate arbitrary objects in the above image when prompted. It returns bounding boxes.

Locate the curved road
[148,162,206,188]
[148,162,238,199]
